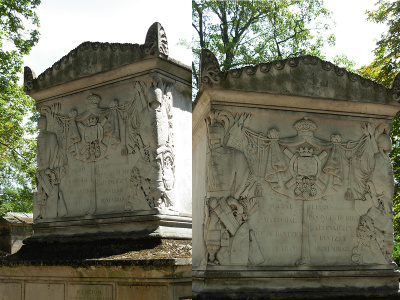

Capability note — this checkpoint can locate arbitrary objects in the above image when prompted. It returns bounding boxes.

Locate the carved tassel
[121,145,128,156]
[344,188,354,201]
[121,117,128,156]
[254,182,262,197]
[345,157,354,201]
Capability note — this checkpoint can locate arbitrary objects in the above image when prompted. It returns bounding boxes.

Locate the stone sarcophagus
[193,49,400,299]
[24,23,192,241]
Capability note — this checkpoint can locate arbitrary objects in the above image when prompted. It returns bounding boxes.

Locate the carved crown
[86,93,101,105]
[297,147,314,157]
[293,117,316,132]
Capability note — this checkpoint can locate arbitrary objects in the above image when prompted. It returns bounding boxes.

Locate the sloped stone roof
[198,48,400,106]
[24,22,170,93]
[0,212,33,224]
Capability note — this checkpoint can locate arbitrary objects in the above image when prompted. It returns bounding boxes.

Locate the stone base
[29,211,191,242]
[0,258,191,300]
[193,266,400,299]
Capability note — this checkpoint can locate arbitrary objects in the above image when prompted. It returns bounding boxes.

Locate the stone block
[0,260,191,300]
[25,283,64,300]
[23,22,191,242]
[68,284,112,300]
[193,49,400,298]
[0,282,22,300]
[117,285,168,299]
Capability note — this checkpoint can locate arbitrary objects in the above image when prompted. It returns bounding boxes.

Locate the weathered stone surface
[0,213,32,254]
[24,22,171,93]
[193,49,400,298]
[1,22,192,300]
[24,23,191,241]
[0,259,191,300]
[198,48,398,105]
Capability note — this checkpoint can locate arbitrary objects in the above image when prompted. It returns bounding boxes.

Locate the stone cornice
[24,22,170,94]
[198,48,400,107]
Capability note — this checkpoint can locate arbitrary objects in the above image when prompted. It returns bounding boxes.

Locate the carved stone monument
[24,22,191,241]
[193,49,400,299]
[0,23,191,300]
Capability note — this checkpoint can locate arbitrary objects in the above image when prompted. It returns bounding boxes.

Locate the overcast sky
[323,0,387,68]
[23,0,387,80]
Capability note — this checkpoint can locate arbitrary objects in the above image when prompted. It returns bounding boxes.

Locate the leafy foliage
[192,0,335,90]
[332,54,356,73]
[358,0,400,88]
[0,0,41,214]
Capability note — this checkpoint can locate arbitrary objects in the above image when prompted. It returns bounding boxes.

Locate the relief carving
[204,111,263,265]
[352,181,394,265]
[200,48,224,85]
[128,78,176,210]
[35,104,68,220]
[141,22,169,56]
[352,128,395,265]
[35,77,176,218]
[204,110,395,266]
[68,94,121,162]
[227,116,344,202]
[391,72,400,101]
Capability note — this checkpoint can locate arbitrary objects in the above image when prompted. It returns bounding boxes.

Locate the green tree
[358,0,400,87]
[332,53,356,73]
[192,0,335,90]
[0,0,41,214]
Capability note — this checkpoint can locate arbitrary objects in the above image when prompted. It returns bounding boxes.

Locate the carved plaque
[203,110,395,267]
[34,77,177,220]
[68,284,112,300]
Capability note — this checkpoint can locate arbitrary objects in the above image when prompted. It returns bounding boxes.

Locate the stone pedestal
[192,49,400,299]
[0,23,192,300]
[0,258,191,300]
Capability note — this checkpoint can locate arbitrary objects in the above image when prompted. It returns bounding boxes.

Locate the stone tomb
[0,213,33,255]
[192,49,400,299]
[24,22,191,241]
[0,23,191,300]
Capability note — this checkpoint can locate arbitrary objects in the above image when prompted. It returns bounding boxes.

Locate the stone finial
[23,66,36,93]
[199,48,223,87]
[141,22,169,57]
[391,72,400,102]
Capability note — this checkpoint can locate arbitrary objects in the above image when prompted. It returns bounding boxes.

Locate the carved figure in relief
[35,105,68,220]
[129,167,152,209]
[35,82,177,217]
[210,110,395,266]
[352,182,394,265]
[352,127,395,265]
[204,111,264,265]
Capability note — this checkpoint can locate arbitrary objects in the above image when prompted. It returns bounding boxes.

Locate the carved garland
[203,109,395,266]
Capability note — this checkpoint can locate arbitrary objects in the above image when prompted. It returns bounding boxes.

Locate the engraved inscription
[203,109,395,267]
[68,284,112,300]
